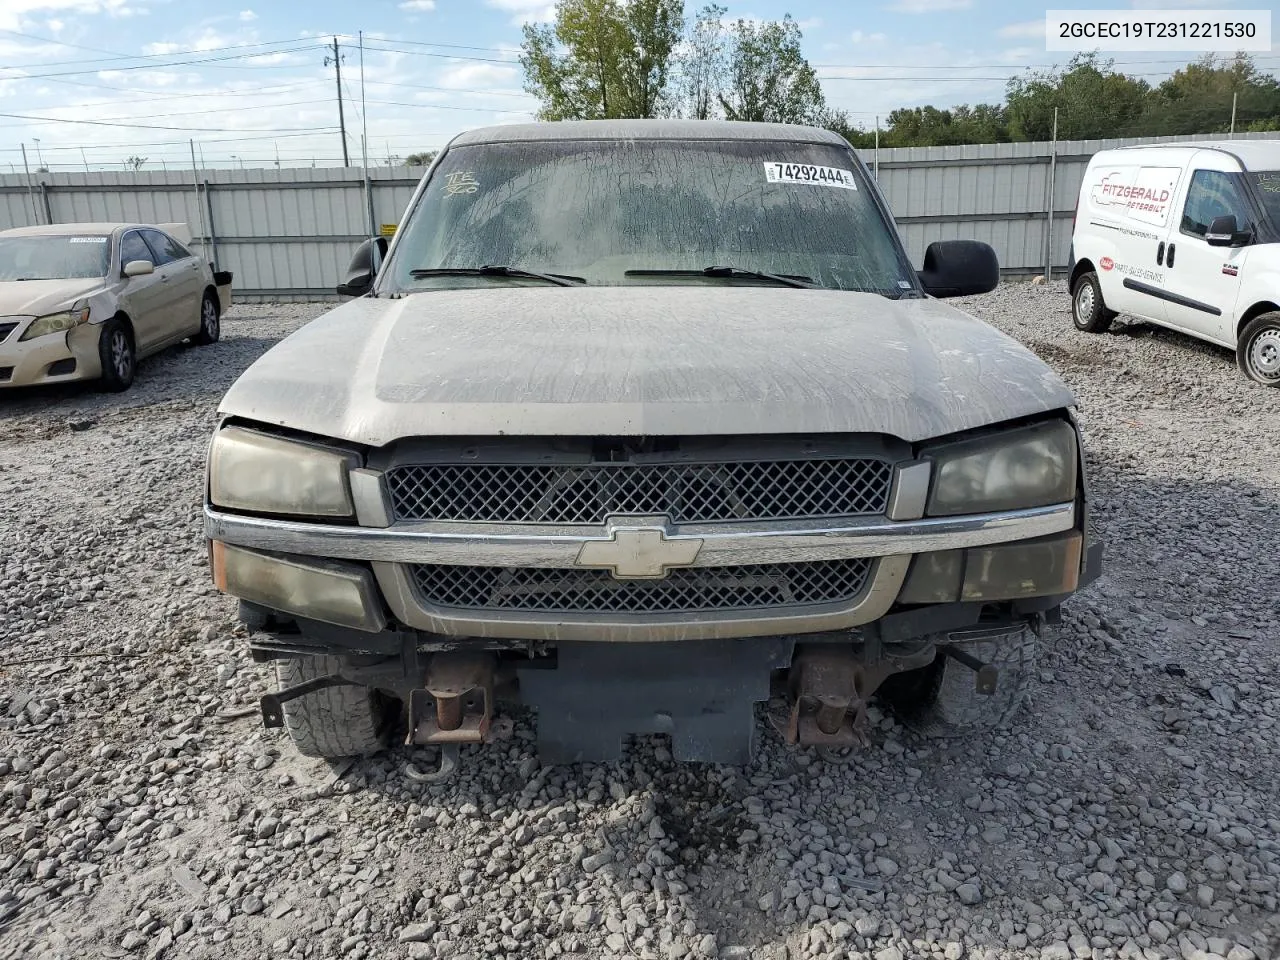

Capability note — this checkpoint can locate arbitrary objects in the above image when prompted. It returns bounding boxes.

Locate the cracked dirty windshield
[387,139,917,296]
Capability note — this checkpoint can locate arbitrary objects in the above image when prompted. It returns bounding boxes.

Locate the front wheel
[193,291,220,345]
[276,655,396,759]
[97,319,135,392]
[1237,312,1280,386]
[1071,271,1116,333]
[879,625,1037,737]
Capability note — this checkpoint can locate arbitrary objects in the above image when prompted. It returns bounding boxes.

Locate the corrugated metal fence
[1,130,1275,299]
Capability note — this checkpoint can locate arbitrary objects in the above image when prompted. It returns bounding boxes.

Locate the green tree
[1005,53,1149,141]
[1140,53,1280,135]
[824,109,875,148]
[520,0,684,120]
[405,151,437,166]
[719,14,826,125]
[678,3,728,119]
[881,103,1007,146]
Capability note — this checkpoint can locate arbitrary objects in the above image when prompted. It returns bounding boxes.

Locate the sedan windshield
[0,235,110,281]
[1249,171,1280,226]
[386,139,917,296]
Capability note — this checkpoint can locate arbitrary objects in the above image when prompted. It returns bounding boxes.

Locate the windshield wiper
[624,266,819,289]
[409,265,585,287]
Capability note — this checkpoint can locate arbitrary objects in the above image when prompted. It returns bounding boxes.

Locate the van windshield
[385,139,918,296]
[1249,172,1280,224]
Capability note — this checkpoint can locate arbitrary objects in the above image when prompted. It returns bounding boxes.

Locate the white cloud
[887,0,970,12]
[485,0,555,26]
[998,19,1044,39]
[238,9,257,20]
[0,0,149,31]
[1131,0,1231,6]
[46,17,65,31]
[399,0,436,10]
[436,62,521,89]
[850,30,888,44]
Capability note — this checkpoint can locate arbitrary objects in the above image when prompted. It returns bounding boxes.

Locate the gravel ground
[1,284,1278,960]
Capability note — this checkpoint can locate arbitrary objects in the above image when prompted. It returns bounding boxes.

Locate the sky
[0,0,1277,172]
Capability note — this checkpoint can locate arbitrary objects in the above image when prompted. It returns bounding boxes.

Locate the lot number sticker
[764,162,858,190]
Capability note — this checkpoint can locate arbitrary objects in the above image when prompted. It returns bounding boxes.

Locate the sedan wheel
[97,319,135,392]
[194,292,220,345]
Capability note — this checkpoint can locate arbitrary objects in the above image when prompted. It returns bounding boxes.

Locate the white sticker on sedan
[764,162,858,190]
[68,237,109,243]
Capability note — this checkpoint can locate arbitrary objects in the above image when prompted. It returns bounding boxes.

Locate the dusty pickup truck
[204,119,1102,779]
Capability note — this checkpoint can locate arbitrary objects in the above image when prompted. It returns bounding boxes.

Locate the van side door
[1080,162,1182,322]
[1158,165,1252,347]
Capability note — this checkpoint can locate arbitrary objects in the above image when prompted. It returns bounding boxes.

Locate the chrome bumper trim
[204,501,1076,568]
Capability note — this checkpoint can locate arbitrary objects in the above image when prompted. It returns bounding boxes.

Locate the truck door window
[1181,170,1252,239]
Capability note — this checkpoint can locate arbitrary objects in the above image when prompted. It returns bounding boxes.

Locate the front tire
[1071,271,1116,333]
[1237,312,1280,387]
[193,291,219,345]
[97,319,135,392]
[880,626,1037,737]
[276,655,395,759]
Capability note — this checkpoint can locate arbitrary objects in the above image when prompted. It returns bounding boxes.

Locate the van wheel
[1237,312,1280,387]
[1071,271,1116,333]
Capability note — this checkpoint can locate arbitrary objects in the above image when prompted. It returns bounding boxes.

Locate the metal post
[21,144,38,225]
[203,179,220,271]
[360,30,374,239]
[1230,91,1237,139]
[874,116,880,180]
[1043,107,1058,283]
[191,139,211,263]
[325,37,350,167]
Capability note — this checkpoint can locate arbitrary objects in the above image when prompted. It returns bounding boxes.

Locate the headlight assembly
[19,304,90,341]
[924,420,1077,517]
[208,426,359,517]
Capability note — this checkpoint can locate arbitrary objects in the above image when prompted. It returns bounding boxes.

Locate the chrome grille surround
[408,557,873,614]
[385,457,894,524]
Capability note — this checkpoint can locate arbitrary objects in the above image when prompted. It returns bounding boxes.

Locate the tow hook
[942,645,999,695]
[403,653,513,783]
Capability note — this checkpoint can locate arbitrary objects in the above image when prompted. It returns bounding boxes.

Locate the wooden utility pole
[324,37,350,167]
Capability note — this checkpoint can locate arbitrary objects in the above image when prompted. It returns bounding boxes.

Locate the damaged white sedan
[0,222,230,391]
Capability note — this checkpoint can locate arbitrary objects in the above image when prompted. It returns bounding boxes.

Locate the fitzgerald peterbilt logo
[1091,167,1181,226]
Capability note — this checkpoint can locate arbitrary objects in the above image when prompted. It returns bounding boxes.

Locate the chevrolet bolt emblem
[575,520,703,579]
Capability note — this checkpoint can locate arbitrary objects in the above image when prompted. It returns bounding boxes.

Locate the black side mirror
[1205,214,1250,247]
[336,236,389,297]
[917,240,1000,298]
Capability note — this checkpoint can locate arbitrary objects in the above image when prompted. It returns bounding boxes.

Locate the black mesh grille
[386,459,893,524]
[409,559,873,614]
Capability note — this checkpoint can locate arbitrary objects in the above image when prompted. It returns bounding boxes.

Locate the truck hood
[218,286,1075,446]
[0,278,105,318]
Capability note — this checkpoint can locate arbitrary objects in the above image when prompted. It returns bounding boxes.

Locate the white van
[1067,141,1280,386]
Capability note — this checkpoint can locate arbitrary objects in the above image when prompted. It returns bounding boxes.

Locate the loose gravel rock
[1,287,1278,960]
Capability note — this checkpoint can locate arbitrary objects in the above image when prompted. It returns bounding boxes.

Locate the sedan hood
[218,286,1075,446]
[0,278,105,318]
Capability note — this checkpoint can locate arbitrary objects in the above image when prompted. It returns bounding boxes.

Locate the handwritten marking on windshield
[443,171,480,196]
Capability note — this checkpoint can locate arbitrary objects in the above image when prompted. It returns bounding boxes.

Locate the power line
[0,98,335,129]
[0,29,315,69]
[0,110,339,133]
[0,43,323,81]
